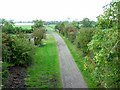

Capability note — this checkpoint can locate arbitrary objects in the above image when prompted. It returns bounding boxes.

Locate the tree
[32,28,45,45]
[32,20,46,46]
[80,18,96,27]
[2,20,15,34]
[32,20,44,29]
[71,21,80,29]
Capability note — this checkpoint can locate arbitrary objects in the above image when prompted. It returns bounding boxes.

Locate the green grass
[26,35,62,88]
[15,25,32,29]
[45,24,56,31]
[59,33,98,88]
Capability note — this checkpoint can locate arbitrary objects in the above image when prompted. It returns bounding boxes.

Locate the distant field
[15,23,33,29]
[15,23,56,30]
[15,25,32,29]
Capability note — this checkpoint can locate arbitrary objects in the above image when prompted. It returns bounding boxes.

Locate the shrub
[2,33,36,66]
[87,28,119,88]
[75,27,96,55]
[32,28,46,45]
[86,1,120,88]
[11,35,35,65]
[2,33,13,62]
[2,20,15,34]
[65,24,78,43]
[2,62,13,87]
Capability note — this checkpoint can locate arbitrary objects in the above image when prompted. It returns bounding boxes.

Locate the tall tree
[32,20,44,29]
[80,18,96,27]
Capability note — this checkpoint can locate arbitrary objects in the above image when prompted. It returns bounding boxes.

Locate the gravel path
[52,32,88,88]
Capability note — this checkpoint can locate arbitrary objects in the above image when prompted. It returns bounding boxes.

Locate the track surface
[53,32,88,88]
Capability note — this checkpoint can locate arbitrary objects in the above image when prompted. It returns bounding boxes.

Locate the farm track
[52,32,88,88]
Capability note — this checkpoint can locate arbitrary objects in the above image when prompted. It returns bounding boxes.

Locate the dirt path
[52,32,88,88]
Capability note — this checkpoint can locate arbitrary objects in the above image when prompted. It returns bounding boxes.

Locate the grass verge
[25,34,62,88]
[59,33,98,88]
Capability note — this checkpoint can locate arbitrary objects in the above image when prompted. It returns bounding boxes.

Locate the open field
[25,35,62,88]
[15,25,32,29]
[15,24,56,30]
[15,23,33,29]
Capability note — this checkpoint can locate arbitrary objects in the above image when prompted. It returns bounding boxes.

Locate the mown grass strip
[26,34,62,88]
[59,33,98,88]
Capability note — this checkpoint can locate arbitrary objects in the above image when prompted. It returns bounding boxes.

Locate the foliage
[55,21,78,43]
[32,28,46,45]
[2,20,15,34]
[55,21,67,35]
[32,20,44,29]
[55,1,120,88]
[2,62,14,87]
[71,21,80,29]
[75,27,96,55]
[14,27,33,33]
[87,1,120,88]
[2,33,36,66]
[96,1,118,29]
[87,28,119,88]
[32,20,46,46]
[65,24,78,43]
[80,18,96,27]
[2,33,13,62]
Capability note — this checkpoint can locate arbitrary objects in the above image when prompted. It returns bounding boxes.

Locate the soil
[3,65,26,88]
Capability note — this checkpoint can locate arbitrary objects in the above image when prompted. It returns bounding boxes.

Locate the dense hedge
[75,27,96,55]
[2,33,36,66]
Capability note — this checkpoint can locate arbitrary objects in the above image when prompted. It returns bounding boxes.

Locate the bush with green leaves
[86,1,120,88]
[2,33,13,62]
[31,19,46,46]
[2,62,13,87]
[2,33,36,66]
[2,20,15,34]
[80,18,96,28]
[87,28,119,88]
[75,27,96,55]
[65,24,78,43]
[14,27,32,34]
[55,21,68,35]
[55,22,78,43]
[32,28,46,45]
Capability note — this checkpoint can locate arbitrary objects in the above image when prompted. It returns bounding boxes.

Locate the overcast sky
[0,0,112,21]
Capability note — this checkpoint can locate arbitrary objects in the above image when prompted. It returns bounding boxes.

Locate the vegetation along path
[52,32,88,88]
